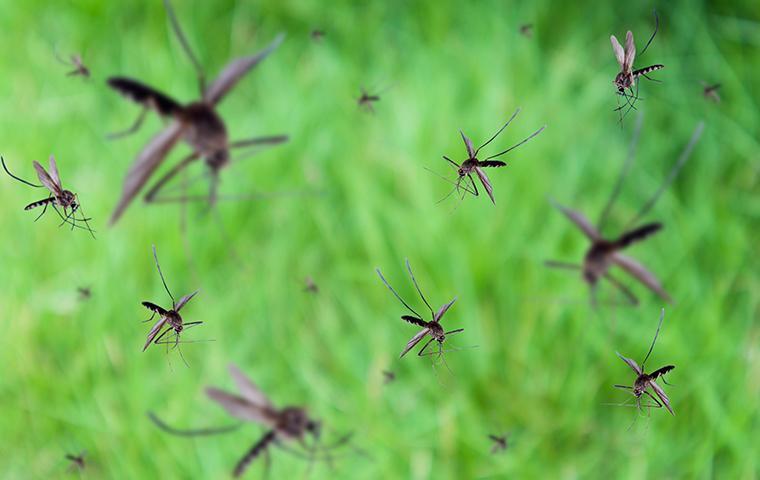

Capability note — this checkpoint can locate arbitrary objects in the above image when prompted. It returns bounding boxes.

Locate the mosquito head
[279,407,314,438]
[207,149,229,170]
[61,190,78,210]
[429,322,446,342]
[306,418,321,439]
[582,268,599,285]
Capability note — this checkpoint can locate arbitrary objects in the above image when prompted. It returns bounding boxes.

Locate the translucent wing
[33,160,61,196]
[624,31,636,71]
[610,35,625,68]
[474,166,495,204]
[433,297,457,323]
[110,122,184,225]
[460,130,476,158]
[550,200,601,241]
[648,380,674,415]
[175,290,199,311]
[611,253,671,301]
[616,351,642,375]
[47,155,62,189]
[399,328,430,358]
[228,364,273,408]
[143,316,168,351]
[204,34,285,106]
[206,387,276,426]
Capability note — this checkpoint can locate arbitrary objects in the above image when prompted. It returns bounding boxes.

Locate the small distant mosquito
[77,287,92,301]
[488,433,509,454]
[437,109,545,204]
[546,117,704,306]
[141,245,201,365]
[610,12,664,121]
[303,276,319,294]
[1,155,95,236]
[382,370,396,384]
[376,259,463,361]
[519,24,533,38]
[149,364,352,477]
[614,308,675,415]
[311,29,326,42]
[65,451,86,472]
[357,87,382,113]
[702,82,721,103]
[55,51,90,78]
[107,0,288,224]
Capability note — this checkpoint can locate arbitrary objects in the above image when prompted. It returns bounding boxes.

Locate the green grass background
[0,0,758,478]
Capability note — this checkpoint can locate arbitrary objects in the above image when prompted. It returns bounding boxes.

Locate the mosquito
[702,82,721,103]
[303,276,319,294]
[65,451,87,472]
[141,245,201,366]
[546,117,704,307]
[149,364,353,477]
[519,24,533,38]
[488,433,509,454]
[382,370,396,384]
[77,287,92,301]
[55,51,90,78]
[311,29,326,42]
[437,108,545,204]
[610,12,664,121]
[376,259,464,363]
[1,155,95,236]
[107,0,288,225]
[614,308,675,416]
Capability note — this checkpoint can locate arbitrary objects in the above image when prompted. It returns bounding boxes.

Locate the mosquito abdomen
[107,77,183,117]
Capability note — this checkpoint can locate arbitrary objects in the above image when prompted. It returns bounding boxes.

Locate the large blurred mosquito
[435,109,545,204]
[702,82,721,103]
[613,308,675,416]
[141,245,201,366]
[55,51,90,78]
[107,0,288,225]
[65,451,87,472]
[149,364,353,478]
[1,155,95,237]
[610,12,664,122]
[376,259,464,365]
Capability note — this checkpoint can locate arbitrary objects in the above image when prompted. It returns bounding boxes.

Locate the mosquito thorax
[207,149,230,170]
[278,407,311,437]
[429,322,445,341]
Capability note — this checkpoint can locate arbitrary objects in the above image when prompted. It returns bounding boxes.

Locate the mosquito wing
[610,35,625,68]
[624,30,636,72]
[47,155,63,190]
[433,297,457,323]
[460,130,476,158]
[550,200,601,241]
[33,160,62,196]
[143,316,168,351]
[399,328,430,358]
[205,387,276,426]
[611,253,671,302]
[647,380,674,415]
[474,166,495,204]
[616,351,642,375]
[204,34,285,106]
[110,122,183,225]
[175,290,199,311]
[227,364,274,409]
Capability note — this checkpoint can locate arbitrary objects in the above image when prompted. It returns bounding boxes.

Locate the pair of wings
[552,201,670,301]
[616,352,675,415]
[109,34,285,225]
[611,31,636,73]
[459,131,506,203]
[399,297,457,358]
[33,156,64,197]
[205,364,278,428]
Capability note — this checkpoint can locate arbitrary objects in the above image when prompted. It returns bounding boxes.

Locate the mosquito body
[519,24,533,38]
[489,434,509,454]
[107,0,288,224]
[78,287,92,301]
[303,276,319,294]
[65,451,87,471]
[382,370,396,384]
[614,309,675,415]
[1,155,94,236]
[377,259,463,359]
[357,88,381,113]
[546,118,704,306]
[440,109,544,204]
[56,52,90,78]
[702,82,721,103]
[311,29,325,42]
[141,245,200,363]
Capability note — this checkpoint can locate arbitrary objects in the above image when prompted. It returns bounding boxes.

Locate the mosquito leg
[147,411,241,436]
[417,336,436,357]
[613,384,633,390]
[468,174,479,197]
[602,272,639,306]
[151,326,173,346]
[33,201,49,221]
[143,152,200,203]
[108,107,148,139]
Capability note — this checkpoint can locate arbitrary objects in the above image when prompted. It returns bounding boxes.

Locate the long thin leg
[229,135,289,150]
[34,201,49,221]
[108,107,148,139]
[162,0,206,96]
[147,411,241,436]
[1,156,43,188]
[544,260,582,271]
[144,152,201,203]
[405,259,434,317]
[417,337,436,357]
[602,272,639,306]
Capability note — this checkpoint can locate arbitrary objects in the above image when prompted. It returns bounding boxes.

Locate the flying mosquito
[376,259,463,361]
[149,364,353,477]
[614,308,675,415]
[303,276,319,294]
[55,51,90,78]
[702,82,721,103]
[311,29,326,42]
[545,118,704,306]
[141,245,201,365]
[610,12,664,121]
[357,86,389,114]
[107,0,288,225]
[65,451,87,472]
[436,109,545,204]
[488,433,509,454]
[77,287,92,301]
[382,370,396,384]
[519,24,533,38]
[1,155,95,236]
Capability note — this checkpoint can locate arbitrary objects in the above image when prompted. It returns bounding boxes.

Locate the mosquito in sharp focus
[435,109,545,204]
[141,245,201,365]
[107,0,288,225]
[610,11,664,122]
[376,259,464,365]
[702,82,721,103]
[545,117,704,307]
[149,364,353,478]
[613,308,675,416]
[55,51,90,78]
[1,155,95,236]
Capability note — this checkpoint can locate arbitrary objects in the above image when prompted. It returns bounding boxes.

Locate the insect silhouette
[614,308,675,415]
[311,29,326,42]
[519,24,533,38]
[545,118,704,306]
[141,245,201,365]
[702,82,721,103]
[357,87,382,113]
[1,155,95,236]
[303,276,319,294]
[610,12,663,121]
[107,0,288,224]
[149,364,353,477]
[77,287,92,301]
[382,370,396,384]
[437,109,545,204]
[488,433,509,454]
[376,259,464,362]
[65,451,87,472]
[55,51,90,78]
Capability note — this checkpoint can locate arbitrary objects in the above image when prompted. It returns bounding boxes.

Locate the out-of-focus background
[0,0,758,478]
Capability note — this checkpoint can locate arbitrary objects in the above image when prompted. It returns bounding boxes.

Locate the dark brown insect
[382,370,396,384]
[546,119,704,306]
[55,51,90,78]
[141,245,200,365]
[377,259,463,360]
[519,24,533,38]
[610,12,664,120]
[488,433,509,454]
[77,287,92,301]
[357,87,382,113]
[311,29,325,42]
[149,364,352,477]
[107,0,288,224]
[439,109,545,204]
[65,451,87,472]
[614,308,675,415]
[702,82,721,103]
[303,276,319,294]
[1,155,95,236]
